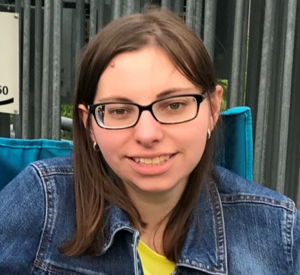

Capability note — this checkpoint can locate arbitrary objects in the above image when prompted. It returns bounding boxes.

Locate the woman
[0,9,299,275]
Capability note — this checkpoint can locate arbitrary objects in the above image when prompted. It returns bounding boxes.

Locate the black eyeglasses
[88,93,207,130]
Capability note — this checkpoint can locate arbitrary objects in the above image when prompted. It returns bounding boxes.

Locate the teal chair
[0,107,253,191]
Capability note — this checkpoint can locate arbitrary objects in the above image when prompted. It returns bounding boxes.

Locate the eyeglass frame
[88,93,207,130]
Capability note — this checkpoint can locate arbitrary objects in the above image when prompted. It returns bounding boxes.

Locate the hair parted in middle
[62,8,219,262]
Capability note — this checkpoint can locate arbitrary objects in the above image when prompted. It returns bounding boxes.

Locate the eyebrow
[96,87,198,103]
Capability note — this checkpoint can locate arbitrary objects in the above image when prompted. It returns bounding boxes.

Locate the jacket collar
[102,178,227,275]
[177,179,227,274]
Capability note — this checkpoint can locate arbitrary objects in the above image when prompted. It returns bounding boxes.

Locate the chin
[125,176,188,195]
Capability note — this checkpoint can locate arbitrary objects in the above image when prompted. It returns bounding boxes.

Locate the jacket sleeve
[292,207,300,274]
[0,164,45,274]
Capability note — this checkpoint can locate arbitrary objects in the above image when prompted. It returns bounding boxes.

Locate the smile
[132,155,173,166]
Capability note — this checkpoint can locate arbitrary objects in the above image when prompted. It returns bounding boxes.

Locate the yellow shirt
[137,240,176,275]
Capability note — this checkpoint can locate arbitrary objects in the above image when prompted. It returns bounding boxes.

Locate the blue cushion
[219,106,253,181]
[0,107,253,191]
[0,138,73,191]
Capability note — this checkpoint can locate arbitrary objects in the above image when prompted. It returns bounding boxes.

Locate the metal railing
[0,0,299,207]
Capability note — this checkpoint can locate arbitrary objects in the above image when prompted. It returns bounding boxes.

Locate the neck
[126,185,185,255]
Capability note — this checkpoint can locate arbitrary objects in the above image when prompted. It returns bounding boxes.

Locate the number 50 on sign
[0,12,19,115]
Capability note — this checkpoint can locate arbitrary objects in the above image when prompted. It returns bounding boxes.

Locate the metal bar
[203,0,217,61]
[194,0,203,38]
[15,0,21,14]
[245,0,265,140]
[89,0,97,40]
[135,0,141,13]
[275,0,297,194]
[21,0,31,138]
[238,0,250,106]
[48,2,54,138]
[264,0,286,191]
[75,0,85,59]
[161,0,172,9]
[13,0,22,138]
[253,0,276,184]
[112,0,122,20]
[291,0,300,208]
[52,0,62,140]
[41,0,51,138]
[185,0,195,30]
[124,0,135,15]
[0,114,10,138]
[34,0,42,138]
[61,116,73,132]
[97,0,104,31]
[173,0,184,15]
[228,0,245,108]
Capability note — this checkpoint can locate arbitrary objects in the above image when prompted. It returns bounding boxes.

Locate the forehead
[95,46,195,103]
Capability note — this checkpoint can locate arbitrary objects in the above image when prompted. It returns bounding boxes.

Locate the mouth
[129,154,175,166]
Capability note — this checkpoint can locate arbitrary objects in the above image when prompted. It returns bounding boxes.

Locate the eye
[105,104,136,118]
[108,107,133,115]
[168,102,183,110]
[111,109,126,115]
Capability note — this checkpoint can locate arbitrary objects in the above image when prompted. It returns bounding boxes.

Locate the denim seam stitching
[221,199,293,212]
[31,162,56,269]
[177,181,227,275]
[287,205,296,274]
[209,179,227,274]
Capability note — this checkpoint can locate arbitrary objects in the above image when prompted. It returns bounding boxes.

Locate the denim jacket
[0,155,299,275]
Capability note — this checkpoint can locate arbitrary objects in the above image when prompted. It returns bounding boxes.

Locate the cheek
[182,115,209,162]
[93,126,128,165]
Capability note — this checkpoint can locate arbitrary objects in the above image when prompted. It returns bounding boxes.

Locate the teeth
[153,157,160,164]
[133,155,172,165]
[145,158,152,164]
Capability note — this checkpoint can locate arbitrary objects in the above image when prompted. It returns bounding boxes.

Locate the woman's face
[80,46,222,198]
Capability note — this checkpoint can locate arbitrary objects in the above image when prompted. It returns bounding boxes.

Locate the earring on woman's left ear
[93,142,101,151]
[207,129,211,140]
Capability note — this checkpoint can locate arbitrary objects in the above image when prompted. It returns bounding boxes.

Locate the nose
[133,110,163,147]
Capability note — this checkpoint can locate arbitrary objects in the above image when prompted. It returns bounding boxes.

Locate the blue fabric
[219,106,253,181]
[0,107,253,191]
[0,138,73,191]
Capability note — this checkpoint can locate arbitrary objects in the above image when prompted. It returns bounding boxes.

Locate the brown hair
[60,9,218,262]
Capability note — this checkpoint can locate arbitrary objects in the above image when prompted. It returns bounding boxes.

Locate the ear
[209,85,223,130]
[78,104,96,143]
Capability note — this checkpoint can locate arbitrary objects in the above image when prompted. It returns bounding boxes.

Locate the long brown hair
[60,8,218,262]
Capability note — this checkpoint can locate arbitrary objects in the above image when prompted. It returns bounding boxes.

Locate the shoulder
[0,155,75,273]
[212,166,299,273]
[0,155,74,216]
[30,154,74,177]
[213,165,294,211]
[29,155,75,216]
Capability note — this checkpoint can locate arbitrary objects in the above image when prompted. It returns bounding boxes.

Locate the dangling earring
[207,129,211,140]
[93,142,100,151]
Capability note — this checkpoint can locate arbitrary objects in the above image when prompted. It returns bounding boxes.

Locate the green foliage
[61,105,73,140]
[61,104,73,118]
[61,130,73,141]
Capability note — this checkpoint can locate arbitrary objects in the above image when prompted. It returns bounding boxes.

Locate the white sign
[0,12,19,115]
